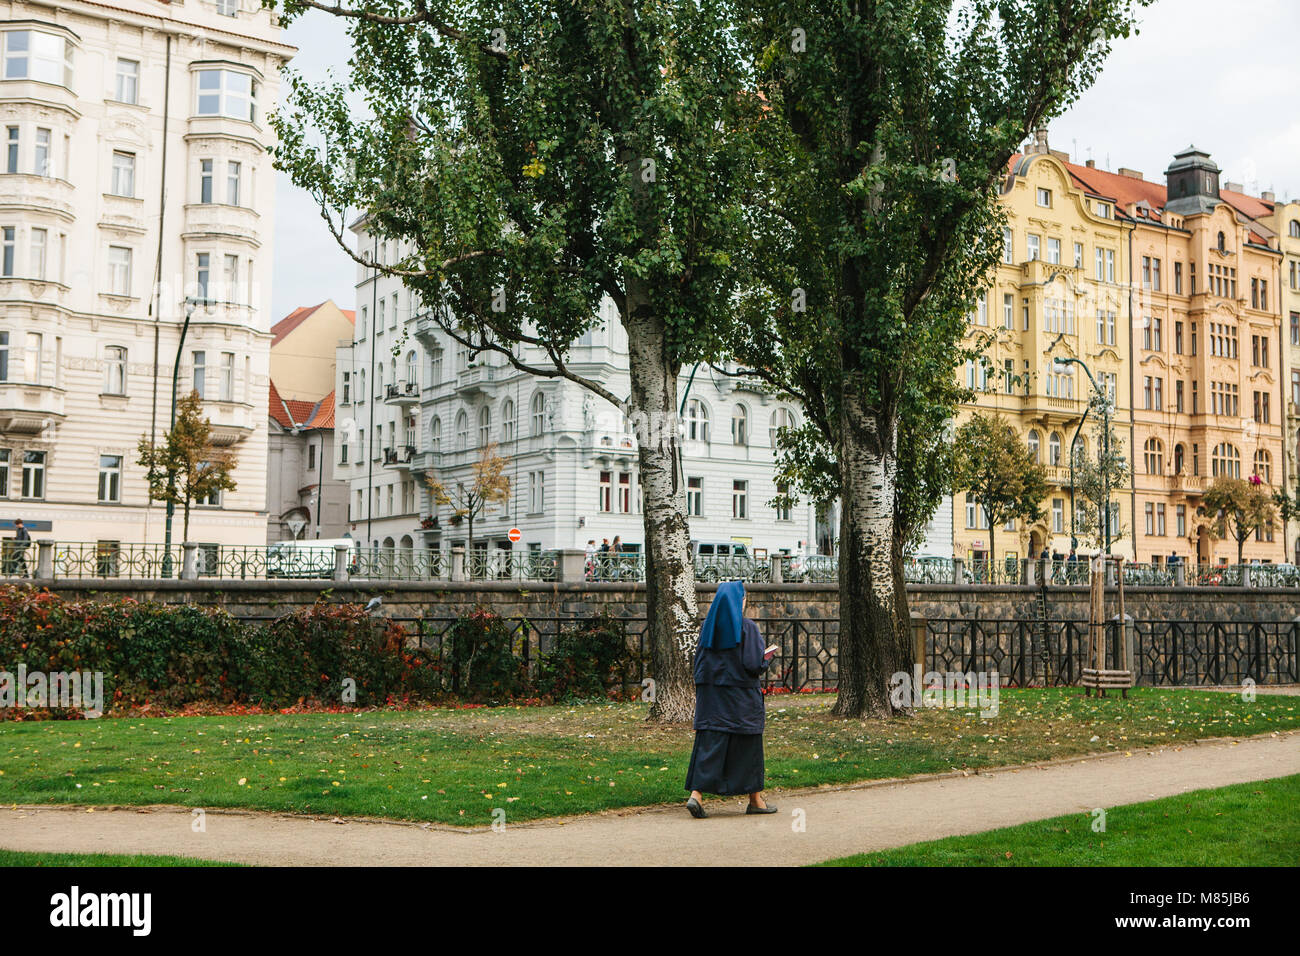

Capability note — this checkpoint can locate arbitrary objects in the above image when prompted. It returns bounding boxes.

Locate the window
[1174,443,1185,474]
[1046,237,1060,264]
[429,347,443,386]
[1027,234,1040,261]
[1293,313,1300,347]
[199,159,214,203]
[20,450,45,500]
[1036,187,1051,207]
[219,352,234,401]
[115,58,139,103]
[195,69,257,122]
[1212,443,1240,479]
[528,470,544,514]
[1003,358,1014,394]
[687,476,703,516]
[1254,450,1272,485]
[1095,247,1104,280]
[598,470,612,512]
[1176,505,1186,538]
[107,245,131,295]
[1002,227,1013,264]
[1156,503,1166,536]
[1073,242,1083,269]
[530,391,545,435]
[196,252,210,300]
[1052,499,1064,534]
[1253,390,1270,425]
[0,332,9,382]
[227,161,241,206]
[618,472,631,513]
[1293,370,1300,408]
[477,406,491,445]
[23,332,41,384]
[2,31,74,87]
[97,455,122,503]
[110,150,135,197]
[428,416,440,452]
[768,407,796,449]
[223,254,239,303]
[192,351,206,398]
[216,0,239,16]
[104,345,127,395]
[1027,430,1040,464]
[1003,293,1014,329]
[1,227,13,277]
[499,398,515,443]
[1251,334,1269,368]
[1175,380,1184,413]
[455,410,469,449]
[196,463,222,506]
[4,126,17,173]
[1144,502,1154,536]
[731,405,748,445]
[685,399,710,441]
[1217,231,1226,253]
[1048,431,1061,466]
[34,128,50,177]
[732,480,748,519]
[29,227,46,279]
[0,448,7,496]
[1106,250,1115,282]
[1144,438,1164,475]
[970,294,988,326]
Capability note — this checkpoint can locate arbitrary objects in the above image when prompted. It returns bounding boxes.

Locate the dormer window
[1036,187,1052,207]
[1095,201,1110,218]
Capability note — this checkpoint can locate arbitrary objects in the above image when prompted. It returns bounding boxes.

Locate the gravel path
[2,731,1295,866]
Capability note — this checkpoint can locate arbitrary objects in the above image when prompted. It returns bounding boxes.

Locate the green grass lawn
[0,688,1293,827]
[0,849,241,867]
[820,774,1300,866]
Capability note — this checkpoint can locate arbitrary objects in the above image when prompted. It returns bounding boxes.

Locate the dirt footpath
[2,732,1296,866]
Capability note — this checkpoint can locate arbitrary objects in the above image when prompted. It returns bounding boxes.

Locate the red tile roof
[270,301,355,347]
[268,381,337,431]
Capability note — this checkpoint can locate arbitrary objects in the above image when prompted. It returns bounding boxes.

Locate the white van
[266,538,358,578]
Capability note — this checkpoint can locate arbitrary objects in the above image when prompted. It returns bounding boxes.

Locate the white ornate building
[0,0,291,548]
[334,224,849,561]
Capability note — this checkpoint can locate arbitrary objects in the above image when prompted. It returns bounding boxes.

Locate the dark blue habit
[693,583,769,735]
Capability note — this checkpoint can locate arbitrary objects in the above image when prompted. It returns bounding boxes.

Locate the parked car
[786,553,837,583]
[267,538,357,579]
[691,540,765,582]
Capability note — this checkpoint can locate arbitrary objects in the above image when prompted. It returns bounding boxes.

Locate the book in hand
[764,645,781,656]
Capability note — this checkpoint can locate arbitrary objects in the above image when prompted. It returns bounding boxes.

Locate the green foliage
[1069,394,1130,548]
[952,413,1049,561]
[446,607,528,703]
[1204,477,1278,564]
[537,611,636,702]
[136,391,238,540]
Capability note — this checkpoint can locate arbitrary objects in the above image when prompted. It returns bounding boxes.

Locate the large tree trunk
[832,386,908,719]
[625,302,698,723]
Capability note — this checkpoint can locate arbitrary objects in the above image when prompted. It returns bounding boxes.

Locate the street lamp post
[161,296,201,577]
[1052,355,1113,555]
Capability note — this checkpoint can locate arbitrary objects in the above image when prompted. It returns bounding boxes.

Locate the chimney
[1118,167,1143,180]
[1261,190,1276,203]
[1224,181,1243,193]
[1031,127,1049,155]
[1085,159,1096,169]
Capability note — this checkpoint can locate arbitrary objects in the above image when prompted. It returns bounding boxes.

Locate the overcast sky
[270,0,1300,321]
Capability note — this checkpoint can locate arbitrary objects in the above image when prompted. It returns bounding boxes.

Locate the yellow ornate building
[955,135,1288,567]
[1263,198,1300,564]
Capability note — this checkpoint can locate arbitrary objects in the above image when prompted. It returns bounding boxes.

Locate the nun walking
[685,580,777,818]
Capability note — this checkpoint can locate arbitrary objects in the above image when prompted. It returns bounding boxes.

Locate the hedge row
[0,585,639,718]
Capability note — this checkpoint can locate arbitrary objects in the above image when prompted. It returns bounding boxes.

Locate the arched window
[530,391,546,436]
[1254,449,1272,484]
[1290,220,1300,238]
[1212,442,1240,478]
[375,363,383,398]
[769,407,796,448]
[1144,438,1164,475]
[685,399,710,442]
[406,350,418,389]
[1027,430,1041,463]
[731,405,748,446]
[1173,443,1185,474]
[1217,231,1226,253]
[1048,431,1062,466]
[478,406,492,446]
[502,398,516,443]
[1071,434,1088,467]
[429,416,441,451]
[455,410,469,449]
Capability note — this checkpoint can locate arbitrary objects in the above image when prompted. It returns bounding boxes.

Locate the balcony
[1042,464,1073,486]
[202,400,256,445]
[407,448,440,475]
[456,364,496,397]
[0,174,75,221]
[384,381,420,407]
[182,202,262,246]
[383,445,416,468]
[1166,473,1205,495]
[0,383,65,433]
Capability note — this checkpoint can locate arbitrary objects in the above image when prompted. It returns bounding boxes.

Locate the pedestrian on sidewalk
[685,580,777,819]
[5,518,31,576]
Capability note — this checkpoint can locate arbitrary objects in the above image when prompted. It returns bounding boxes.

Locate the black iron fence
[229,610,1296,695]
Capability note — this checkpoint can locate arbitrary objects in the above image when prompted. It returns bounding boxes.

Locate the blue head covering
[698,580,745,650]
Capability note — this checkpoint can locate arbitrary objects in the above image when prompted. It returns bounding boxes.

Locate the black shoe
[746,803,778,815]
[686,797,708,819]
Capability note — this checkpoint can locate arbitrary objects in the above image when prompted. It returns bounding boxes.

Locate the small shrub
[446,607,527,703]
[538,611,634,702]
